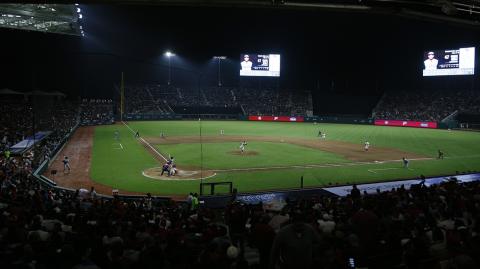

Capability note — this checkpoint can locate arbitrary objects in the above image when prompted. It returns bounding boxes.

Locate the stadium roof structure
[0,4,83,36]
[79,0,480,26]
[0,88,23,95]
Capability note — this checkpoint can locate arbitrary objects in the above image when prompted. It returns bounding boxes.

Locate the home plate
[142,167,216,180]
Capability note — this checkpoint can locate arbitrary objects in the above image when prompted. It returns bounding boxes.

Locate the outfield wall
[374,119,438,128]
[124,113,239,120]
[122,112,374,124]
[122,112,451,130]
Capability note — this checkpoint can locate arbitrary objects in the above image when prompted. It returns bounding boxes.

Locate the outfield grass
[89,121,480,195]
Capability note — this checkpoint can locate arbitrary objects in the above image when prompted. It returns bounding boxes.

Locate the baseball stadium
[2,1,480,269]
[46,120,480,196]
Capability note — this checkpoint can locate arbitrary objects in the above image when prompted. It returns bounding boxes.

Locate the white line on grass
[211,154,480,173]
[141,170,217,181]
[212,157,432,173]
[113,143,123,150]
[122,121,167,162]
[368,168,400,173]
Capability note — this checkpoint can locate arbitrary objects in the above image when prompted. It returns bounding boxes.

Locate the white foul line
[211,154,480,173]
[122,121,167,162]
[141,170,217,181]
[368,167,400,173]
[119,143,124,149]
[211,158,431,173]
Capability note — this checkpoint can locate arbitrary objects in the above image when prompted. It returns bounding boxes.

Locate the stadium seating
[80,99,115,126]
[122,84,312,116]
[373,90,480,122]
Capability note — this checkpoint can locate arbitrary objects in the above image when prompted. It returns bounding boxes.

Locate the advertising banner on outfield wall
[304,116,373,124]
[248,115,304,122]
[374,119,438,128]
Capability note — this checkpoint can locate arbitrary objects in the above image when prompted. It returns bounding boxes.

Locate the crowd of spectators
[123,84,312,116]
[123,84,173,114]
[2,144,480,269]
[80,99,115,126]
[1,96,79,167]
[231,88,310,116]
[374,90,480,122]
[3,90,480,268]
[0,97,33,154]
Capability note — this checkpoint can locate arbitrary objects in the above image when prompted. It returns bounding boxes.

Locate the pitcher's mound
[228,150,259,156]
[142,167,216,180]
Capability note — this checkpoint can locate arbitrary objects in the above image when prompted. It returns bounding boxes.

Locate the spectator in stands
[351,183,361,199]
[191,192,199,211]
[269,209,321,269]
[317,213,335,234]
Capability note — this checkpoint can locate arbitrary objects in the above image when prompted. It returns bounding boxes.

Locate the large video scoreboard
[240,54,280,77]
[422,47,475,76]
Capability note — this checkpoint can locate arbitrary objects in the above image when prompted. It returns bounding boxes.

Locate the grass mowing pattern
[89,121,480,194]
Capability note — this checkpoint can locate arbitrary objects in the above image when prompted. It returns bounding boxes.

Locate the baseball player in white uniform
[364,141,370,152]
[240,141,247,153]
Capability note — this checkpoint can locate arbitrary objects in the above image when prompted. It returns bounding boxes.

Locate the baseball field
[48,120,480,195]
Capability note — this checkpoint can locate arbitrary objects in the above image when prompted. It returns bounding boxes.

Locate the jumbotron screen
[240,54,280,77]
[422,47,475,76]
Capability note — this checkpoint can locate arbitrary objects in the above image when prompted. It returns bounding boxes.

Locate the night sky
[1,4,479,98]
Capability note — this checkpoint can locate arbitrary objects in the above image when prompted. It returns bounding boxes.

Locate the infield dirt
[145,135,426,162]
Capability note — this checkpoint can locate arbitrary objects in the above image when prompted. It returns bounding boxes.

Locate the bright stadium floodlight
[164,51,175,85]
[76,8,81,13]
[165,51,175,57]
[79,14,82,19]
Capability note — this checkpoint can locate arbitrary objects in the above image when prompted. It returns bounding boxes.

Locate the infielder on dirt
[62,156,71,173]
[364,141,370,152]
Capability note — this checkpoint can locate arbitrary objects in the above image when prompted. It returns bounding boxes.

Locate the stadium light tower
[165,51,175,85]
[213,56,227,87]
